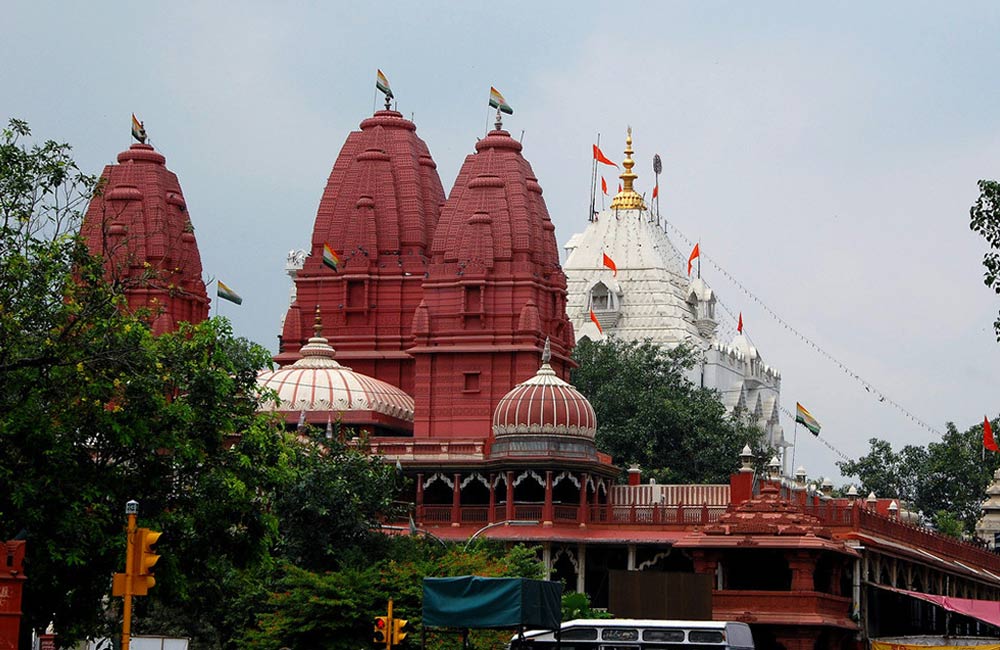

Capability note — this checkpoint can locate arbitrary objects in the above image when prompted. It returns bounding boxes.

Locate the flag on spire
[985,416,998,452]
[131,114,146,143]
[617,183,622,193]
[217,280,243,305]
[593,144,618,167]
[795,402,821,436]
[322,243,341,271]
[737,312,743,334]
[687,243,700,276]
[376,69,393,98]
[589,309,603,334]
[489,86,513,115]
[601,176,608,195]
[603,253,618,276]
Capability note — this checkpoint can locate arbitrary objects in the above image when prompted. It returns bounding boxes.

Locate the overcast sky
[5,1,1000,484]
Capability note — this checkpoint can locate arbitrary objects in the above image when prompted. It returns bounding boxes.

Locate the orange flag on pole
[687,243,700,276]
[593,144,618,167]
[590,309,603,334]
[985,416,998,452]
[601,176,608,195]
[737,312,743,334]
[603,253,617,276]
[652,184,659,199]
[617,183,622,193]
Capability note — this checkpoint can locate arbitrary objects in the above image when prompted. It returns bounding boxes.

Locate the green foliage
[571,338,767,484]
[933,510,966,539]
[242,540,545,650]
[838,418,1000,532]
[562,591,612,621]
[970,179,1000,340]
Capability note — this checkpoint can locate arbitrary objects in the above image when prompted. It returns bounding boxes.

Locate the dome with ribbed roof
[259,314,414,425]
[490,341,597,459]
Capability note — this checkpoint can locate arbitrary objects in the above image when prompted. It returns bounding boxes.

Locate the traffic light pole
[122,500,138,650]
[386,599,394,650]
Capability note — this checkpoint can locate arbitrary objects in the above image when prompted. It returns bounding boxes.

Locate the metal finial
[314,305,322,337]
[610,126,646,211]
[542,337,552,364]
[495,107,503,131]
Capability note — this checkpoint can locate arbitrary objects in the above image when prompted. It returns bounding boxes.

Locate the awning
[877,584,1000,628]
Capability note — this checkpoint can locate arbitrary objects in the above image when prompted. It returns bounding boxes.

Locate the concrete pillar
[505,471,515,521]
[576,544,587,594]
[488,473,496,524]
[627,544,636,570]
[543,542,552,580]
[451,472,461,526]
[578,473,589,527]
[543,471,554,526]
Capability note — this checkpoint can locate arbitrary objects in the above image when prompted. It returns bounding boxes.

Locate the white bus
[510,619,755,650]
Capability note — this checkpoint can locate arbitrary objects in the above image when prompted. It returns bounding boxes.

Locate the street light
[464,520,539,551]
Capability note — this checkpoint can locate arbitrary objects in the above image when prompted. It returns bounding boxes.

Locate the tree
[970,180,1000,340]
[838,418,1000,534]
[571,338,768,484]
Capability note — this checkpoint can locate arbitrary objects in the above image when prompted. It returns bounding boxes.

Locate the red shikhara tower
[410,119,574,439]
[81,142,209,334]
[276,110,445,396]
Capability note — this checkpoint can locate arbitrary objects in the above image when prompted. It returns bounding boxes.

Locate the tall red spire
[81,142,209,334]
[410,126,575,439]
[276,110,445,395]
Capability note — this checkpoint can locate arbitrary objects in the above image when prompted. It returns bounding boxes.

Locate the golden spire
[609,127,646,211]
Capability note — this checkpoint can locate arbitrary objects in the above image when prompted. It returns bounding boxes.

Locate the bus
[510,619,755,650]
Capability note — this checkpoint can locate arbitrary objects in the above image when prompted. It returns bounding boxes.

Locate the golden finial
[314,305,323,337]
[610,126,647,211]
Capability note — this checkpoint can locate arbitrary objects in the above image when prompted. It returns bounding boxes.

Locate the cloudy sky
[5,1,999,483]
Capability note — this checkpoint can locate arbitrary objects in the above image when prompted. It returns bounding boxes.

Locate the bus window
[602,629,639,642]
[563,628,599,641]
[643,630,686,643]
[688,631,725,644]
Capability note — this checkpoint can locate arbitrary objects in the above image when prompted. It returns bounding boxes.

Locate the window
[463,372,480,393]
[589,282,614,311]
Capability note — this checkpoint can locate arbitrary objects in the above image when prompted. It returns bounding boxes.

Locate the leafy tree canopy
[970,179,1000,340]
[837,418,1000,535]
[571,338,768,484]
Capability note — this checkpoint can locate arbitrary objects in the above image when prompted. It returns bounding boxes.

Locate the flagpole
[589,133,599,223]
[790,420,798,476]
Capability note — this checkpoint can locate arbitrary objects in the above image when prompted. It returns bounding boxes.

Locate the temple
[563,131,786,452]
[87,105,1000,650]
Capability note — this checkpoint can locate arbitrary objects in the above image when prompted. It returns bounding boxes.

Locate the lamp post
[464,520,538,551]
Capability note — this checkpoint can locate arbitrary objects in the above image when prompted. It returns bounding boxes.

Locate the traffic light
[392,618,409,645]
[374,616,389,645]
[131,528,161,595]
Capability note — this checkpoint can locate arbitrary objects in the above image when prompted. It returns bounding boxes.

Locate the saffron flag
[985,416,998,452]
[652,184,659,199]
[217,280,242,305]
[737,312,743,334]
[376,69,393,98]
[618,183,622,193]
[322,243,341,271]
[489,86,514,115]
[795,402,821,436]
[687,242,700,276]
[593,144,618,168]
[131,114,146,143]
[601,176,608,195]
[603,253,617,276]
[589,309,603,334]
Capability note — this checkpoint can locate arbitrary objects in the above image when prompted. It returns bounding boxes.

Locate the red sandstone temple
[81,108,1000,650]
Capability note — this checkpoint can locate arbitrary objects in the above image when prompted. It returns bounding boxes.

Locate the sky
[5,1,1000,485]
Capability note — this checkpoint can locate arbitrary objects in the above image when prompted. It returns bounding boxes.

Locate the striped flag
[376,69,393,98]
[217,280,242,305]
[131,114,146,143]
[489,86,514,115]
[795,402,821,436]
[322,243,341,271]
[589,309,603,335]
[593,144,618,167]
[602,253,617,276]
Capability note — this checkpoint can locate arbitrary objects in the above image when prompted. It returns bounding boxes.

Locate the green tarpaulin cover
[422,576,562,629]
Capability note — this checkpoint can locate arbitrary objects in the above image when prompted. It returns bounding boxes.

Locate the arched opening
[588,282,616,312]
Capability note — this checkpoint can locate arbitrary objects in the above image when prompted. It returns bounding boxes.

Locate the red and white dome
[257,323,414,422]
[492,341,597,439]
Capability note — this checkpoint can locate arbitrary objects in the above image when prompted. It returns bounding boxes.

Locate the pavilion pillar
[505,471,515,521]
[789,551,815,592]
[451,472,461,526]
[576,544,587,593]
[488,473,496,524]
[542,542,552,580]
[627,544,637,570]
[416,473,425,522]
[578,473,589,527]
[543,471,554,526]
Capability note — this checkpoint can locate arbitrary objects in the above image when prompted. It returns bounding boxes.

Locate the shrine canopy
[422,577,562,629]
